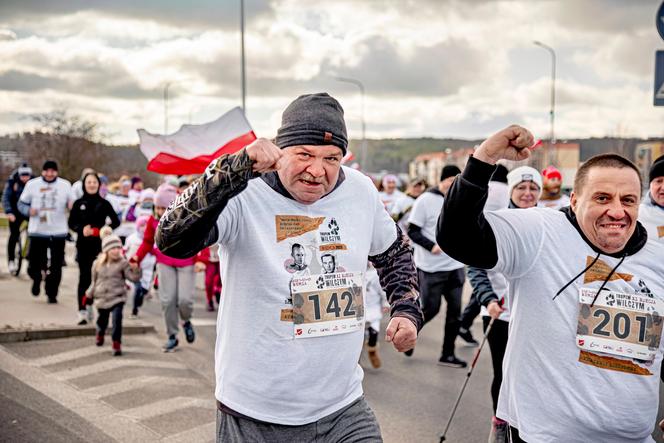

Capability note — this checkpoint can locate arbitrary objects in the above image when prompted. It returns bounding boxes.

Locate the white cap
[507,166,542,199]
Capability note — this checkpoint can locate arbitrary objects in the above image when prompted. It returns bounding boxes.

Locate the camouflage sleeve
[156,149,257,258]
[368,225,423,331]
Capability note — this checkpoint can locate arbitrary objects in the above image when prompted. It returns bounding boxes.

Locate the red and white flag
[341,150,355,165]
[137,107,256,175]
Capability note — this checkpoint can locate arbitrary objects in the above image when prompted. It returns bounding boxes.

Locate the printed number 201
[592,309,647,342]
[308,291,355,321]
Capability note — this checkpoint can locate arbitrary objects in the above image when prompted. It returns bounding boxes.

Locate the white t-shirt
[485,181,509,212]
[537,194,570,210]
[390,194,415,231]
[214,167,397,425]
[379,189,405,214]
[487,207,664,442]
[408,191,463,273]
[639,197,664,244]
[107,194,134,238]
[478,268,510,322]
[70,180,84,203]
[19,177,72,236]
[125,231,155,289]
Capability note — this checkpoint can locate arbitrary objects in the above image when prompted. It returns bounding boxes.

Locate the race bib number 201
[291,272,364,338]
[577,288,664,361]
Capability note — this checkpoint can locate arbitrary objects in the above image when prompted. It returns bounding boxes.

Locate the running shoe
[183,321,196,343]
[163,335,179,352]
[438,355,467,368]
[458,327,479,347]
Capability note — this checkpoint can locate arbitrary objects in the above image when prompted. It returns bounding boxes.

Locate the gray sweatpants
[157,263,194,337]
[216,396,383,442]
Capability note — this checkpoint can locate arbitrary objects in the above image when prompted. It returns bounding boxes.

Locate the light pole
[533,40,556,166]
[240,0,246,112]
[163,79,188,134]
[334,76,366,168]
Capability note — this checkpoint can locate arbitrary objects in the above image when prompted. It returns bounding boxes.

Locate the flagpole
[240,0,246,112]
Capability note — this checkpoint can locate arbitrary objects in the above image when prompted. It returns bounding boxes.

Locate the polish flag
[341,150,355,165]
[137,107,256,175]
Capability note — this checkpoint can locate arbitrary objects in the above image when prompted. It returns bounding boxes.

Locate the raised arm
[156,138,283,258]
[436,125,534,268]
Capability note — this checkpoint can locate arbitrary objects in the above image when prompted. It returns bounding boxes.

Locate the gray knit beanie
[275,93,348,155]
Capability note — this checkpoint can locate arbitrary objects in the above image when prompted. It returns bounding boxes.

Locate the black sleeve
[407,223,436,251]
[105,200,121,230]
[436,156,499,269]
[156,149,257,258]
[2,179,13,214]
[369,225,424,332]
[68,202,82,233]
[467,266,499,307]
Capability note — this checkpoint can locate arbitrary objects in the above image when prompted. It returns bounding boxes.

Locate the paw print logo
[605,293,615,306]
[328,218,339,235]
[316,275,325,289]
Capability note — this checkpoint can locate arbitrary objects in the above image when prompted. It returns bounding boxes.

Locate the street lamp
[240,0,246,112]
[533,40,556,166]
[334,76,366,168]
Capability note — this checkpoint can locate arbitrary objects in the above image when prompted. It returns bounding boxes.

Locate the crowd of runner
[2,92,664,442]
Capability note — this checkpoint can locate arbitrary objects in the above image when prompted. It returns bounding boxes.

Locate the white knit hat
[507,166,542,199]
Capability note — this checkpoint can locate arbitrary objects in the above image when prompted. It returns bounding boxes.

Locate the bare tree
[19,108,110,181]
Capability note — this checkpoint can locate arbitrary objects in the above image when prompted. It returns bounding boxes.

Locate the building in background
[409,148,474,185]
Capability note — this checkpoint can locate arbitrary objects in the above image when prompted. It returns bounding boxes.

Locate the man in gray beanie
[156,93,422,442]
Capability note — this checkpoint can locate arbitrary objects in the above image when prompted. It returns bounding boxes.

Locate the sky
[0,0,663,145]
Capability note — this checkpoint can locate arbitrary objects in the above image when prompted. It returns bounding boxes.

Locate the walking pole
[439,317,495,442]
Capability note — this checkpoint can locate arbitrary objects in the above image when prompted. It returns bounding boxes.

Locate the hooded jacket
[68,174,121,258]
[3,170,33,215]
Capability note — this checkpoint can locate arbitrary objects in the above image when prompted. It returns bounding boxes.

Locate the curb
[0,323,156,343]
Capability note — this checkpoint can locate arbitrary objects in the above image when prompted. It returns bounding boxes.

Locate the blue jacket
[3,171,33,216]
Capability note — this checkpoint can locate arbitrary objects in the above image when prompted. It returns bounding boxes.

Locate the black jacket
[69,192,120,257]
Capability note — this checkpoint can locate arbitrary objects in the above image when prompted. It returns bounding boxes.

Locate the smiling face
[277,145,343,205]
[571,167,641,254]
[511,181,540,208]
[84,174,100,195]
[651,176,664,206]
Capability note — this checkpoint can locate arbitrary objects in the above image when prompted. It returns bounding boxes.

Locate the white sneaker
[77,311,88,326]
[8,260,17,274]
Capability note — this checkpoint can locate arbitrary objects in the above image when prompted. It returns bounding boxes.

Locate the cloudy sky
[0,0,663,145]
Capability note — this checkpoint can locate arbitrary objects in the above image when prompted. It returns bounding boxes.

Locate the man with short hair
[406,164,467,367]
[156,93,422,442]
[321,253,336,274]
[18,160,72,302]
[438,125,664,442]
[3,163,34,273]
[537,165,570,210]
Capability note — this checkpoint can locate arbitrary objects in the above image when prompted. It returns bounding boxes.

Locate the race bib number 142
[291,272,364,338]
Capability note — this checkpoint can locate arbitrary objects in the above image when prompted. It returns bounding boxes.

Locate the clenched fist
[246,138,284,173]
[474,125,535,165]
[385,316,417,352]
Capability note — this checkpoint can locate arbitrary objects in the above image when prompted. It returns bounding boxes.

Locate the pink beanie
[136,215,151,230]
[154,184,178,208]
